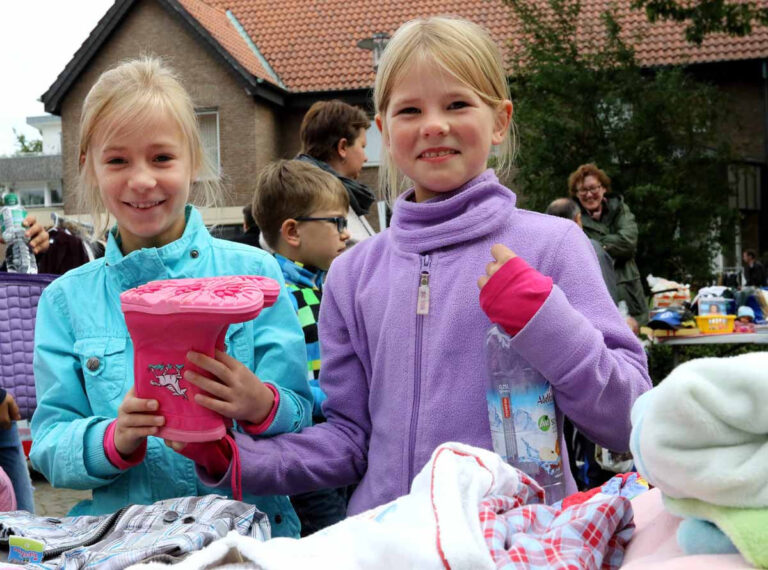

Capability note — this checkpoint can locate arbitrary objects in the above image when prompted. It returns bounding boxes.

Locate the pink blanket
[622,489,751,569]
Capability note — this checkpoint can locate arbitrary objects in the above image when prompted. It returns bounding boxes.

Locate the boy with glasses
[252,160,350,535]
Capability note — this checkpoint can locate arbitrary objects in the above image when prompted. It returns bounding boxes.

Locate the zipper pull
[417,271,430,315]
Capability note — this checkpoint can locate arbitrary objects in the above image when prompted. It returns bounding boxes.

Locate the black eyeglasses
[294,216,348,234]
[577,184,604,196]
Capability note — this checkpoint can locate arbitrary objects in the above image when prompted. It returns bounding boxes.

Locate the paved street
[31,472,91,517]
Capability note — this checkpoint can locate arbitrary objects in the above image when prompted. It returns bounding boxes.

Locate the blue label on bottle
[511,382,561,469]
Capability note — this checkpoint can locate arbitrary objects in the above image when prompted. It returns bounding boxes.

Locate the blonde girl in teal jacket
[30,58,311,537]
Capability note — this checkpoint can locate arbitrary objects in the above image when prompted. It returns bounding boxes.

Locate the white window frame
[12,181,62,207]
[196,109,221,178]
[365,122,382,167]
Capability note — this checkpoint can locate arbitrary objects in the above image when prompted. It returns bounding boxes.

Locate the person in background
[547,197,638,490]
[252,159,351,535]
[0,215,50,270]
[546,198,619,304]
[0,390,34,512]
[0,464,16,512]
[30,57,310,535]
[0,212,50,513]
[230,204,262,249]
[545,197,639,335]
[569,163,649,325]
[742,249,766,287]
[296,100,376,246]
[172,16,650,514]
[734,306,756,333]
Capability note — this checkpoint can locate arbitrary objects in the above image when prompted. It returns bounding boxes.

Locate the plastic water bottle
[485,324,565,504]
[1,192,37,274]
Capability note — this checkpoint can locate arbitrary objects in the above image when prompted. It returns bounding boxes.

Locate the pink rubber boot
[120,275,281,442]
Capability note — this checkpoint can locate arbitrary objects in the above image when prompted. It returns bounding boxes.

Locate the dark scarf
[296,154,376,216]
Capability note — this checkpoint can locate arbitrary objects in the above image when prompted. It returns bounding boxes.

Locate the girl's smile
[377,57,512,203]
[126,200,164,209]
[418,147,460,162]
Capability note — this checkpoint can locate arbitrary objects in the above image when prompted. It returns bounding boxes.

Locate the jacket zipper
[42,506,127,558]
[408,254,431,487]
[0,506,128,558]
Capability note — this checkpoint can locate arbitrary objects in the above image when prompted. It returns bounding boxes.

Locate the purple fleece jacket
[204,170,651,515]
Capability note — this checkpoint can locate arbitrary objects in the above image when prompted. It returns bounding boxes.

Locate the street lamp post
[356,32,391,71]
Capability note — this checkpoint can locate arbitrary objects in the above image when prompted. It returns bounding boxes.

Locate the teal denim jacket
[30,206,311,537]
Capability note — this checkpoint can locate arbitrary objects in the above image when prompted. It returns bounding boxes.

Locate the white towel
[630,352,768,507]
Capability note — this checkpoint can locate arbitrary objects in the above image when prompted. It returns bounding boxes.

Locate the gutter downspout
[762,59,768,256]
[763,60,768,165]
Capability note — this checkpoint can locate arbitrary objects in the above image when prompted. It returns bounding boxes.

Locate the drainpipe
[763,60,768,165]
[762,59,768,255]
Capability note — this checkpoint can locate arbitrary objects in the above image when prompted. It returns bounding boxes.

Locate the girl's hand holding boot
[183,349,276,424]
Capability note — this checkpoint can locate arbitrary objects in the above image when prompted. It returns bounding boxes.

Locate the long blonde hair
[374,16,516,203]
[77,56,221,236]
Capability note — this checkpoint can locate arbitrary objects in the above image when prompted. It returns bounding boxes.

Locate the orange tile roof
[177,0,280,85]
[186,0,768,93]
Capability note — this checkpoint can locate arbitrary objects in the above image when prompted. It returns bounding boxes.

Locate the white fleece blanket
[630,352,768,507]
[134,442,531,570]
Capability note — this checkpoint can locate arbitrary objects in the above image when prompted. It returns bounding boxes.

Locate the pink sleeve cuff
[104,420,146,470]
[479,256,553,336]
[240,383,280,435]
[176,438,233,478]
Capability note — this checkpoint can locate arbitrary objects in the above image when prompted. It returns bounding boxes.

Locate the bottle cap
[3,192,19,206]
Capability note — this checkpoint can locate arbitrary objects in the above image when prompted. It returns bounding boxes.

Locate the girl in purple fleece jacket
[177,16,651,517]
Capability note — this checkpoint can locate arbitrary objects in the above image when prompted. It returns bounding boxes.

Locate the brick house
[43,0,768,254]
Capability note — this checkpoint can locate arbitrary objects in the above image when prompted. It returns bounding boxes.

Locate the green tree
[632,0,768,45]
[506,0,737,286]
[13,129,42,154]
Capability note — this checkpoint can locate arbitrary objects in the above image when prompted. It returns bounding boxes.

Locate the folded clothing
[629,352,768,568]
[630,352,768,507]
[666,496,768,568]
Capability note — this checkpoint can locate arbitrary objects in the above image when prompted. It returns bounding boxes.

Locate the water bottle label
[1,206,25,233]
[512,382,562,474]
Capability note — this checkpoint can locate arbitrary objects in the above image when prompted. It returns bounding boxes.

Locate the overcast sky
[0,0,114,156]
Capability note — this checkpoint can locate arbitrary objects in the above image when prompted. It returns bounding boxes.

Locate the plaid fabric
[0,494,269,569]
[480,478,637,570]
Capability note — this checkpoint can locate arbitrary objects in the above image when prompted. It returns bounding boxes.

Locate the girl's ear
[280,218,301,248]
[375,114,389,148]
[79,152,87,171]
[491,100,514,146]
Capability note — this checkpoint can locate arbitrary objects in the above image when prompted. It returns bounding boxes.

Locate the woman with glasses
[296,100,377,246]
[569,163,648,325]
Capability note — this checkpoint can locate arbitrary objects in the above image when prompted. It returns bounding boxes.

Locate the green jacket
[577,195,648,323]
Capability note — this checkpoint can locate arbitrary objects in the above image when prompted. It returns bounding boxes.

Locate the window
[365,123,382,166]
[48,184,62,206]
[18,189,45,207]
[196,110,220,177]
[12,182,63,207]
[728,163,761,211]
